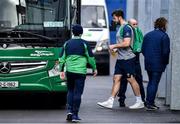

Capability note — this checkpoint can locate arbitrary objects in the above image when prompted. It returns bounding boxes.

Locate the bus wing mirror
[16,5,26,14]
[71,5,76,19]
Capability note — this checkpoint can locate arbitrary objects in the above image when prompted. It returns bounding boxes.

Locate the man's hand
[108,45,117,56]
[60,72,66,80]
[109,44,115,50]
[93,69,98,77]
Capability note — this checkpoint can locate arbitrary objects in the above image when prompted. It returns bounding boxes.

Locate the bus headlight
[48,61,60,77]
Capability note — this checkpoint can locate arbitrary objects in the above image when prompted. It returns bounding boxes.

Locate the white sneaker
[129,101,144,109]
[97,99,113,109]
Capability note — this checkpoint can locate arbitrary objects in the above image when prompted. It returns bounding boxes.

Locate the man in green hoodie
[59,24,97,122]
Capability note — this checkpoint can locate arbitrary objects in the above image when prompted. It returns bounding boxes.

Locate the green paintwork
[0,47,67,92]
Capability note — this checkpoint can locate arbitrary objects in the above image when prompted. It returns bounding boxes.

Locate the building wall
[105,0,126,44]
[168,0,180,110]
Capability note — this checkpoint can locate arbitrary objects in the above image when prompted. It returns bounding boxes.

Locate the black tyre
[50,92,67,107]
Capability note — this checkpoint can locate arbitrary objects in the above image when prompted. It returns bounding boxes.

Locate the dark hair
[111,9,124,19]
[72,24,83,36]
[154,17,168,31]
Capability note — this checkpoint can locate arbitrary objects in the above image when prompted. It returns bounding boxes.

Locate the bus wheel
[51,92,67,108]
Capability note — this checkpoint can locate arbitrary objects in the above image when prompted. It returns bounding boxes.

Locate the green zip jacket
[59,37,96,74]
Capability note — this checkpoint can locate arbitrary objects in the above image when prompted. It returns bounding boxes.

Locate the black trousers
[66,72,86,115]
[146,71,162,105]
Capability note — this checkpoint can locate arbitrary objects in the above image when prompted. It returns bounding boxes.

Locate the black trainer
[152,104,160,109]
[66,113,72,121]
[119,101,126,107]
[146,104,159,111]
[72,114,81,123]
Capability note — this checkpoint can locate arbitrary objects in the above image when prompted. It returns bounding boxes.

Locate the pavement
[0,76,179,123]
[79,76,180,123]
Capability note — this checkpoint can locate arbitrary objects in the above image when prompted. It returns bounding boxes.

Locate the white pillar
[169,0,180,110]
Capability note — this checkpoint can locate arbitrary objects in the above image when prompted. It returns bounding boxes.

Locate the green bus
[0,0,81,104]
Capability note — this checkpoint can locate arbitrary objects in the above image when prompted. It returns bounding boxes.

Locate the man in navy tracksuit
[59,24,97,122]
[142,17,170,110]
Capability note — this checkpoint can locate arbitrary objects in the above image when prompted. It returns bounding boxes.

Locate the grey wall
[168,0,180,110]
[126,0,180,110]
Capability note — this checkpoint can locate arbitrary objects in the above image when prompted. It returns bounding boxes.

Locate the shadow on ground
[0,93,66,110]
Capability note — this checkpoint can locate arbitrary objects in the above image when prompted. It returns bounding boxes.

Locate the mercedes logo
[0,62,11,74]
[2,44,8,49]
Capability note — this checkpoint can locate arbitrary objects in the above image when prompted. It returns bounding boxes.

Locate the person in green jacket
[129,19,144,53]
[59,24,97,122]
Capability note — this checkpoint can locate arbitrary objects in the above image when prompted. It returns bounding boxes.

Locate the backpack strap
[120,24,135,51]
